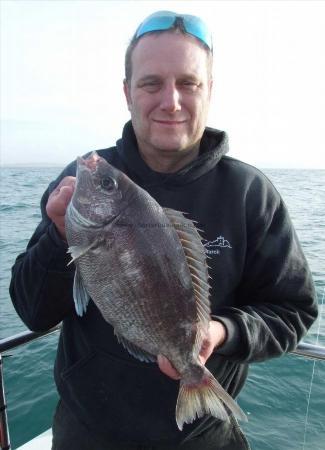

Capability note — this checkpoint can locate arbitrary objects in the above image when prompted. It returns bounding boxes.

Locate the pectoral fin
[67,243,95,266]
[73,267,90,316]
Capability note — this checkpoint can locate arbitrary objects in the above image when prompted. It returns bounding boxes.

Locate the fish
[65,151,247,430]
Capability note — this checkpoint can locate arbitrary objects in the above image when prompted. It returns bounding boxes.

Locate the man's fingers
[46,176,76,239]
[198,354,205,365]
[157,354,181,380]
[47,178,76,212]
[55,185,75,207]
[51,177,76,200]
[56,176,76,190]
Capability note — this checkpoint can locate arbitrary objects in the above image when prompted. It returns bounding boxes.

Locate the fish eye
[100,176,117,191]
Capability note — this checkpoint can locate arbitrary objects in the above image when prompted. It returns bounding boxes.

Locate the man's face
[124,31,212,158]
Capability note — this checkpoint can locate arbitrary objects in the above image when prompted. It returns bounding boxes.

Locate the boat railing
[0,326,60,450]
[0,327,325,450]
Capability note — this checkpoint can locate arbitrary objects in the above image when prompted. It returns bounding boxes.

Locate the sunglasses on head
[134,11,213,52]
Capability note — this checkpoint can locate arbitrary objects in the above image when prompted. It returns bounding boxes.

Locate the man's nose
[160,84,181,113]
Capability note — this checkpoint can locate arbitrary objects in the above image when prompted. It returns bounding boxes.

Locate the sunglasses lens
[136,16,176,38]
[183,16,212,50]
[135,11,212,51]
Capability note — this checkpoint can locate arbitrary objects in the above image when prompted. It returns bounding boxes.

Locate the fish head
[70,151,128,226]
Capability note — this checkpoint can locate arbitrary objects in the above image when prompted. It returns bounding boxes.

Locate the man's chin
[150,138,190,153]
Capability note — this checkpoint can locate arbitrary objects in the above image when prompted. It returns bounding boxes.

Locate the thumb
[157,354,181,380]
[58,185,74,207]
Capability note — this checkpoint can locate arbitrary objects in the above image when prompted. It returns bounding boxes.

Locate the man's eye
[182,81,199,88]
[144,81,159,86]
[141,81,161,92]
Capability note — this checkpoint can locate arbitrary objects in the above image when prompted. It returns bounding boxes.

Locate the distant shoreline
[1,165,324,171]
[1,164,65,168]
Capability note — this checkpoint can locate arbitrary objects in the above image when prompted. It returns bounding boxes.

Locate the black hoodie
[10,122,317,445]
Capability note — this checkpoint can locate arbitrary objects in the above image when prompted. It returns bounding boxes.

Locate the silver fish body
[65,152,246,430]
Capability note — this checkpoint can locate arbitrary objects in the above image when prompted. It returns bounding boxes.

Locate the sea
[0,166,324,450]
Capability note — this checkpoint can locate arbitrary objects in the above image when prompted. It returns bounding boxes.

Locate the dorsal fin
[163,208,211,332]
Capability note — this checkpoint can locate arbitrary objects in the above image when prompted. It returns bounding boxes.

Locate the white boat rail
[0,326,324,450]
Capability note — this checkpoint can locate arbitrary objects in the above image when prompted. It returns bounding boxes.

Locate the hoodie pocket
[59,349,182,443]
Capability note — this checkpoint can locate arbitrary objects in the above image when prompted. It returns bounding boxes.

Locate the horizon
[1,1,325,169]
[2,161,325,171]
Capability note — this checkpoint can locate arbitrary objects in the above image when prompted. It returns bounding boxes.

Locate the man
[10,11,317,450]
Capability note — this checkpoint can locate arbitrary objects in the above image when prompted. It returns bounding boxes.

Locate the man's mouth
[152,119,187,125]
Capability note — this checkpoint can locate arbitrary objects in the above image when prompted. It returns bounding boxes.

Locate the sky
[1,0,325,168]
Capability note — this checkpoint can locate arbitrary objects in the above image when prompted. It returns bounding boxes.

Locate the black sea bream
[65,152,246,430]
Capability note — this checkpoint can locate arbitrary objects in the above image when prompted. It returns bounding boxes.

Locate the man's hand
[157,320,227,380]
[46,176,76,240]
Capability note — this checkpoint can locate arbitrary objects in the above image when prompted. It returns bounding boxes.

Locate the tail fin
[176,367,247,431]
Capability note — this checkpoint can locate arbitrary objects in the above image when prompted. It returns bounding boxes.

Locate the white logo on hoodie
[202,236,232,255]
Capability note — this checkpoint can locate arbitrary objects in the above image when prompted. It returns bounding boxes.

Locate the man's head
[125,11,213,83]
[123,11,214,171]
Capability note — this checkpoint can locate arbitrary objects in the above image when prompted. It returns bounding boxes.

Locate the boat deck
[16,429,52,450]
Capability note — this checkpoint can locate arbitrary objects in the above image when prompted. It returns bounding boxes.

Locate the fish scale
[65,152,247,430]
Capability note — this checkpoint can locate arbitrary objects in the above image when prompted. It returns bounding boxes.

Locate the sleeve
[9,162,77,332]
[214,174,318,363]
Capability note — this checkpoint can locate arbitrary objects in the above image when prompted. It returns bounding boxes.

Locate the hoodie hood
[116,121,229,188]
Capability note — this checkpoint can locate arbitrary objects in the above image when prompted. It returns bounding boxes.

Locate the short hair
[124,25,213,84]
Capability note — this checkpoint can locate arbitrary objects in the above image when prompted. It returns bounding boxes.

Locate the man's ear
[208,77,213,101]
[123,79,132,112]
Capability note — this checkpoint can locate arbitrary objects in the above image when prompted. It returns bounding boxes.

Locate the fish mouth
[76,152,109,183]
[77,152,101,172]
